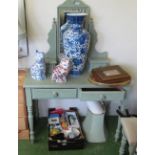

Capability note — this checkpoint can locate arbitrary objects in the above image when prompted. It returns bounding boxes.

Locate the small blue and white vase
[30,50,46,80]
[62,13,90,76]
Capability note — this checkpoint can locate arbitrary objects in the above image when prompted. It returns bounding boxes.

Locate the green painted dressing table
[24,69,127,143]
[24,0,129,143]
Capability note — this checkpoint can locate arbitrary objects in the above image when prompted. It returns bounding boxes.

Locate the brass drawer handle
[52,92,59,97]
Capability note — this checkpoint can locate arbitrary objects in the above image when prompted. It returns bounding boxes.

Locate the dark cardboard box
[48,107,85,150]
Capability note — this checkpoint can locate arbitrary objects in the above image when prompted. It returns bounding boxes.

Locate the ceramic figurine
[62,13,90,76]
[30,50,46,80]
[51,54,72,83]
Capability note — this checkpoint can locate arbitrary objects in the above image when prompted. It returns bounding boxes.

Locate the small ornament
[30,50,46,80]
[51,54,72,83]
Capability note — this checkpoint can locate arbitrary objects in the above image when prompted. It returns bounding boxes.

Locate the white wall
[19,0,137,116]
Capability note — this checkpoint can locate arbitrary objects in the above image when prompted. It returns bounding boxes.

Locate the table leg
[119,132,127,155]
[129,144,137,155]
[34,100,39,120]
[115,117,122,142]
[25,88,34,143]
[115,102,125,142]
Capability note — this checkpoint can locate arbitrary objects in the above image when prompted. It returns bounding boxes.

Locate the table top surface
[24,70,103,89]
[24,70,130,90]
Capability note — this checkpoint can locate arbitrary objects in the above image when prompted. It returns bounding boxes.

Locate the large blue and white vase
[60,13,70,53]
[30,50,46,80]
[62,13,90,76]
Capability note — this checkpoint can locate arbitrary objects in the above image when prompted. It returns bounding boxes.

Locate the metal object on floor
[82,101,106,143]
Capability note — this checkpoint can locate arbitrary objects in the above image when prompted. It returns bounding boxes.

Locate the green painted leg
[129,144,137,155]
[119,132,127,155]
[27,105,35,143]
[25,88,35,144]
[115,103,125,142]
[115,117,122,142]
[34,100,39,120]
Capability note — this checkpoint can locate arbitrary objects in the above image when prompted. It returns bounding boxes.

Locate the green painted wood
[24,69,129,89]
[87,18,97,58]
[119,131,128,155]
[129,144,137,155]
[89,52,109,63]
[46,18,57,64]
[115,103,127,143]
[25,88,34,144]
[32,88,77,99]
[115,117,122,142]
[58,0,90,8]
[45,18,57,75]
[33,100,39,121]
[24,0,130,144]
[86,17,110,69]
[45,0,111,72]
[88,52,110,71]
[78,88,125,101]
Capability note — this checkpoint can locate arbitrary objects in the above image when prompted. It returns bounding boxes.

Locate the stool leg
[119,133,127,155]
[115,117,122,142]
[115,103,126,142]
[129,144,136,155]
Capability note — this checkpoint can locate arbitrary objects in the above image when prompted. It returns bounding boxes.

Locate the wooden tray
[91,65,131,83]
[88,74,130,87]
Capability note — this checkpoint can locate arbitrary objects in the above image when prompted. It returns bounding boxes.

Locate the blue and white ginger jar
[62,13,90,76]
[30,50,46,80]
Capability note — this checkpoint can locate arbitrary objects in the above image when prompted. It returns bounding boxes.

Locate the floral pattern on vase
[60,16,70,53]
[62,13,90,76]
[30,50,46,80]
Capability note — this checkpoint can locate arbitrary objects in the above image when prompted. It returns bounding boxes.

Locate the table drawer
[32,89,77,99]
[78,88,125,101]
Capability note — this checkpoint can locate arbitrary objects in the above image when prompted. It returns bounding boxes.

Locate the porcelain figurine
[51,55,72,83]
[30,50,46,80]
[62,13,90,76]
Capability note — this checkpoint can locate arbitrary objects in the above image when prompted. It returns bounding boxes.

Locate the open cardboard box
[48,107,85,150]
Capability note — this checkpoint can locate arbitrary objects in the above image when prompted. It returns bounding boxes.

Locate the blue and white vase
[60,14,70,53]
[62,13,90,76]
[30,50,46,80]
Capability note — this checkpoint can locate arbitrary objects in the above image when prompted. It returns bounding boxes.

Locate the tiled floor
[19,117,122,155]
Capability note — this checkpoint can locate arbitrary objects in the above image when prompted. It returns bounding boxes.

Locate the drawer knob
[52,92,59,97]
[102,95,107,100]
